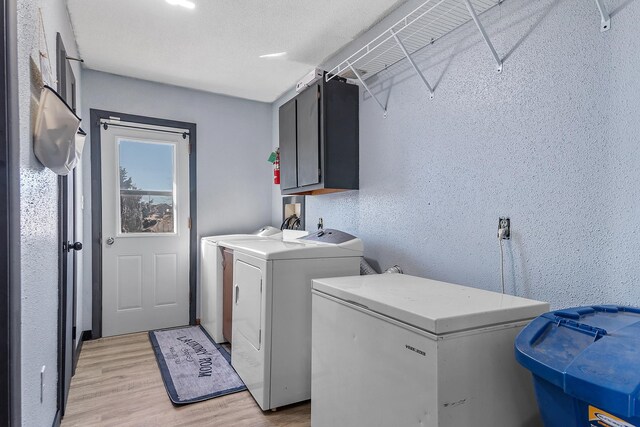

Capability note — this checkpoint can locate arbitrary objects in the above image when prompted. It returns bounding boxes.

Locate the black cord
[292,217,301,230]
[286,215,298,229]
[281,214,298,230]
[280,217,290,230]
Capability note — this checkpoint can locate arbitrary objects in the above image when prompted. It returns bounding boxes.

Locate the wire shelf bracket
[346,60,388,117]
[594,0,611,32]
[462,0,502,73]
[390,29,435,99]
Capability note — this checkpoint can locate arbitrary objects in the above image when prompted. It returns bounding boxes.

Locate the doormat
[148,325,246,405]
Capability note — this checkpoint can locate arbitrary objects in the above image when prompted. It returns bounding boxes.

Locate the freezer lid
[312,274,549,334]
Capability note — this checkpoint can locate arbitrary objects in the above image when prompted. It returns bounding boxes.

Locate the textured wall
[272,0,640,309]
[16,0,82,425]
[80,70,273,326]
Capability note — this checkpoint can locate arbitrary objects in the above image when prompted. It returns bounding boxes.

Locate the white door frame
[90,109,197,339]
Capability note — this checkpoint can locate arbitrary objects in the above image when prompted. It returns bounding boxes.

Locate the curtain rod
[100,121,189,139]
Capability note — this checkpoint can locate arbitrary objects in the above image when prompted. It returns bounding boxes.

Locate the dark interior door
[58,170,75,413]
[66,56,78,363]
[296,84,320,187]
[56,32,80,417]
[279,98,297,190]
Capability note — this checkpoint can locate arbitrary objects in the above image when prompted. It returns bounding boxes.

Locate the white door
[101,121,190,337]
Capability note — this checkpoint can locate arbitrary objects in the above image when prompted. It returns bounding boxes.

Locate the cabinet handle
[235,284,239,304]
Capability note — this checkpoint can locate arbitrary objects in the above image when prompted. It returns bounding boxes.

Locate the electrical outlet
[498,217,510,240]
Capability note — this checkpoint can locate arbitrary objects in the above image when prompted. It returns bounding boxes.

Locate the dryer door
[231,252,271,410]
[234,259,263,350]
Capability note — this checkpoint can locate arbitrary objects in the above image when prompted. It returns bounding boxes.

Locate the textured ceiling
[66,0,406,102]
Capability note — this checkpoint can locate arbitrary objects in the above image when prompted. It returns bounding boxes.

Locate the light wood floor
[61,333,311,427]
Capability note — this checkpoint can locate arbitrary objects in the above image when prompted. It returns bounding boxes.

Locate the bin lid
[515,305,640,418]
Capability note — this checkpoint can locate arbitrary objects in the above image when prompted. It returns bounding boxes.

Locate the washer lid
[312,274,549,335]
[218,236,363,260]
[201,228,283,244]
[201,234,259,244]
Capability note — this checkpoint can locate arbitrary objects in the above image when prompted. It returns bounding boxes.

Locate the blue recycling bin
[515,305,640,427]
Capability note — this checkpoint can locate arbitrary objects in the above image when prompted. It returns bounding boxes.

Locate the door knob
[67,241,83,252]
[106,237,115,246]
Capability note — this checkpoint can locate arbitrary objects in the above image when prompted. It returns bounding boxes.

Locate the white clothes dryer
[219,229,363,410]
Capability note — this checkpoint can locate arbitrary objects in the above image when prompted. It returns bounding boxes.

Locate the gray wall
[272,0,640,309]
[80,70,273,329]
[16,0,82,424]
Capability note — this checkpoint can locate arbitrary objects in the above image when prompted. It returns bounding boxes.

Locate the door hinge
[259,329,262,345]
[188,143,192,155]
[260,279,263,293]
[188,217,192,229]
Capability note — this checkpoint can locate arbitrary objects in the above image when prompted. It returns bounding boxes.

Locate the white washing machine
[199,226,281,343]
[311,274,549,427]
[219,229,363,410]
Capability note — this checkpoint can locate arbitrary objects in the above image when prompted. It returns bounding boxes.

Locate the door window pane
[118,139,175,234]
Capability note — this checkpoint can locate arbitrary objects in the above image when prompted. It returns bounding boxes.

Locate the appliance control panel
[298,229,357,245]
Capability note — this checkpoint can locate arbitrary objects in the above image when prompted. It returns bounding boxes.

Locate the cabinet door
[279,99,298,190]
[296,85,321,187]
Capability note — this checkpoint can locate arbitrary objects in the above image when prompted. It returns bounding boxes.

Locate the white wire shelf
[327,0,612,115]
[327,0,500,82]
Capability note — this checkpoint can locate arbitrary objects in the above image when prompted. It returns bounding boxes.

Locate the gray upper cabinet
[278,76,359,196]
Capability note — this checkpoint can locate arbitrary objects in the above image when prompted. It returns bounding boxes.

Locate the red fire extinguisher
[273,149,280,185]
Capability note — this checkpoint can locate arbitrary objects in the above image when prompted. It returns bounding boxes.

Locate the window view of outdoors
[119,140,175,233]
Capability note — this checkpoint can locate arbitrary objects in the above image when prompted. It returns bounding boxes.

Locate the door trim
[90,109,197,338]
[55,173,69,418]
[1,0,20,424]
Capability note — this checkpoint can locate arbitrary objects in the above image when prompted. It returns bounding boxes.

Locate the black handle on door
[67,241,83,252]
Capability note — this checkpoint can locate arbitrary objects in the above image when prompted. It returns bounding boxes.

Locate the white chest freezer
[311,274,549,427]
